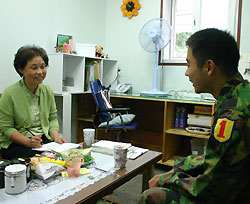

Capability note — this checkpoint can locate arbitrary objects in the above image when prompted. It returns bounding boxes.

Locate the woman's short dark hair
[186,28,240,77]
[14,45,49,77]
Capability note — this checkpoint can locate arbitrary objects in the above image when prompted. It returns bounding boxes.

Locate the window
[160,0,242,65]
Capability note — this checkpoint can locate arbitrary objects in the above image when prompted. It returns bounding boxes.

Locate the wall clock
[120,0,141,19]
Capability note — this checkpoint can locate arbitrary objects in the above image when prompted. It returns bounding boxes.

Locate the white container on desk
[76,43,96,57]
[4,164,27,194]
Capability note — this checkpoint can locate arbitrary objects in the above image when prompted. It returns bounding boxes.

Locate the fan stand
[140,52,168,97]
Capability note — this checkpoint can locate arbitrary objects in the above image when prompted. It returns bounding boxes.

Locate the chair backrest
[90,79,112,123]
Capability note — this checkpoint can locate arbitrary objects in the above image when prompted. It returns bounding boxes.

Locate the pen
[94,167,120,177]
[24,127,43,145]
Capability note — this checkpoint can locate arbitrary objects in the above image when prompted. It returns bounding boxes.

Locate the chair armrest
[99,107,130,113]
[112,104,132,108]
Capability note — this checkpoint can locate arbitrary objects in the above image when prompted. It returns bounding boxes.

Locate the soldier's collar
[215,72,243,114]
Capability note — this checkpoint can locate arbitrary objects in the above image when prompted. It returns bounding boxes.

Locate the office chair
[90,79,137,141]
[0,94,2,159]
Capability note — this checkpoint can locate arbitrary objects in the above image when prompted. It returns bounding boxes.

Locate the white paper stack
[91,140,131,155]
[127,146,148,160]
[91,140,148,160]
[187,114,212,128]
[75,43,96,57]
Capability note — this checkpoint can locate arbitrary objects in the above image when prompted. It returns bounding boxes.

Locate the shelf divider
[166,128,210,139]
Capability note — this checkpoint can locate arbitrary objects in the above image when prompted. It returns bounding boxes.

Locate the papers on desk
[33,142,80,153]
[127,146,148,160]
[91,140,148,160]
[91,140,131,155]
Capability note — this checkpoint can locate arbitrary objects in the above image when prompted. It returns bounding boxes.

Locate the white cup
[83,128,95,147]
[114,145,128,169]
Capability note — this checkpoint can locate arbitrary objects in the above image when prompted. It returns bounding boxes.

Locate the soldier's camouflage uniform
[139,72,250,204]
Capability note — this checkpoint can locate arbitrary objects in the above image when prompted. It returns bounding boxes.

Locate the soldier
[139,28,250,203]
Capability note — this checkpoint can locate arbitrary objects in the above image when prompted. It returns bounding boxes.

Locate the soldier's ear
[207,59,215,75]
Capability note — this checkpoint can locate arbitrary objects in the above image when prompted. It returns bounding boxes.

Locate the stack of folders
[187,114,212,128]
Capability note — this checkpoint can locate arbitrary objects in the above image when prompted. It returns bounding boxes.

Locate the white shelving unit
[44,53,118,142]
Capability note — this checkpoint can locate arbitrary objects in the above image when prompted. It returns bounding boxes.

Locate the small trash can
[190,138,207,156]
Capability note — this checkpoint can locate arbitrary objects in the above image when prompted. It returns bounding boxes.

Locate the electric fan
[139,18,171,97]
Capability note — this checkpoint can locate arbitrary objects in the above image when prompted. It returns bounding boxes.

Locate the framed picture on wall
[56,34,73,53]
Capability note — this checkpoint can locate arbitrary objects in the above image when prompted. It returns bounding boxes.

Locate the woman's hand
[50,130,67,144]
[30,135,43,148]
[54,136,67,144]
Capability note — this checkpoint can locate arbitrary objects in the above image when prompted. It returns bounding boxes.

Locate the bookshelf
[109,95,216,166]
[44,53,118,142]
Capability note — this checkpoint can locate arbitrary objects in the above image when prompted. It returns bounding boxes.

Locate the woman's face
[19,56,47,89]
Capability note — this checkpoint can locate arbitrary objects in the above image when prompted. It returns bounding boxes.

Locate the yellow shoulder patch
[213,117,235,143]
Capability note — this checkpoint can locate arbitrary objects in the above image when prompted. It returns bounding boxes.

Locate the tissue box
[194,105,212,115]
[76,43,96,57]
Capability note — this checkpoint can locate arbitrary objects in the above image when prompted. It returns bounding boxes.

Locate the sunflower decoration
[121,0,141,19]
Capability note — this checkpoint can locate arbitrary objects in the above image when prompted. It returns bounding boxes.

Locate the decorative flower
[120,0,141,19]
[63,39,73,53]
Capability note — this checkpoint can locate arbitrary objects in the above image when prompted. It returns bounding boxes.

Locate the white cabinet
[45,53,85,94]
[44,53,118,142]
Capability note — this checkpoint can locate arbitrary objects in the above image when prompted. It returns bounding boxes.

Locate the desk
[57,150,161,204]
[0,150,161,204]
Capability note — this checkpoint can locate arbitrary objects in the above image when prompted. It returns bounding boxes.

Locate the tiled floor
[104,164,171,204]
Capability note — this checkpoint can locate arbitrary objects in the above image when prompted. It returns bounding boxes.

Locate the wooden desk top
[111,94,215,105]
[57,150,162,204]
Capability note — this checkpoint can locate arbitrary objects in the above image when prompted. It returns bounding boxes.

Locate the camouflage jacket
[159,72,250,203]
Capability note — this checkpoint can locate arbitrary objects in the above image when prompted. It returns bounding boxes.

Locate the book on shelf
[187,114,212,128]
[84,61,101,91]
[93,60,101,80]
[84,62,94,91]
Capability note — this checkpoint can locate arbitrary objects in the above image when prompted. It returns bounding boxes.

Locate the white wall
[105,0,175,93]
[104,0,194,94]
[0,0,107,92]
[1,0,250,94]
[105,0,250,94]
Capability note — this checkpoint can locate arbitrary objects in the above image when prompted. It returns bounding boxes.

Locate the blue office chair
[90,79,137,141]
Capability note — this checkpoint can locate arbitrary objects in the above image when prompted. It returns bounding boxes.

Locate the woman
[0,45,67,160]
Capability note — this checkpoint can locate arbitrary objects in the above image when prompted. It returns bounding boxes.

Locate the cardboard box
[76,43,96,57]
[194,105,212,115]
